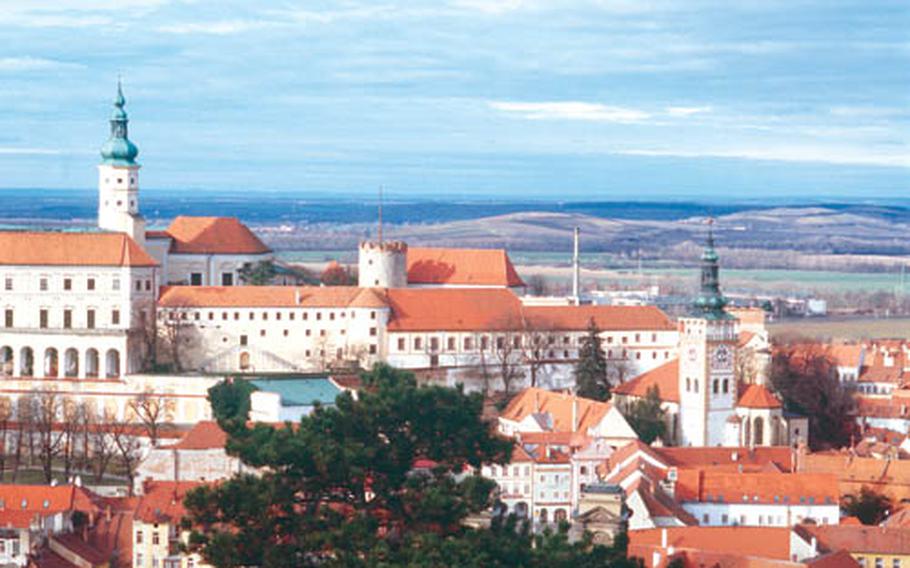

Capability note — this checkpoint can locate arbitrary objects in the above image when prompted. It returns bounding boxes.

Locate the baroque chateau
[0,84,801,448]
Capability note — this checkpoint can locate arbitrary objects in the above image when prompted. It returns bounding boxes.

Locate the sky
[0,0,907,199]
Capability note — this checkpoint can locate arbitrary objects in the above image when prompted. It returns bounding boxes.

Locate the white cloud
[0,0,174,28]
[0,147,65,156]
[158,19,269,35]
[666,106,711,117]
[0,57,83,71]
[614,147,910,169]
[489,101,650,123]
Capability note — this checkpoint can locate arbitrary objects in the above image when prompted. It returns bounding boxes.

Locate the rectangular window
[190,273,203,286]
[3,277,11,291]
[892,559,900,568]
[39,278,48,291]
[430,337,439,351]
[135,279,142,291]
[153,531,160,545]
[145,279,151,291]
[398,337,406,351]
[260,329,266,337]
[87,309,96,329]
[414,337,423,350]
[221,272,234,286]
[136,530,143,544]
[240,335,248,346]
[876,559,883,568]
[370,327,377,337]
[63,278,72,291]
[112,277,120,291]
[112,310,120,325]
[464,337,473,350]
[63,309,72,329]
[4,309,12,328]
[447,337,456,351]
[39,309,48,329]
[87,278,96,291]
[369,344,377,355]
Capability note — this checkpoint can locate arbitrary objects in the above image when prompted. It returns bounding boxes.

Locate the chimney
[572,397,578,432]
[572,227,580,304]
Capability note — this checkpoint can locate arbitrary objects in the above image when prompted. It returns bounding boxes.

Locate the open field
[768,317,910,341]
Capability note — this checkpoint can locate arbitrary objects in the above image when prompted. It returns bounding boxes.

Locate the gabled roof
[0,231,157,267]
[656,446,794,472]
[158,285,388,309]
[629,526,793,560]
[386,287,523,331]
[675,471,839,505]
[0,485,101,519]
[135,481,205,524]
[738,384,783,409]
[157,216,270,255]
[613,359,680,403]
[522,305,676,332]
[500,388,613,434]
[170,420,227,450]
[797,525,910,555]
[406,247,524,287]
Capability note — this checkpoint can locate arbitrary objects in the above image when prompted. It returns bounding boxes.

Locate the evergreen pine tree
[575,318,610,401]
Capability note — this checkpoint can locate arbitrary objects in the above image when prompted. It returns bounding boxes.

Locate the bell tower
[677,220,737,446]
[98,80,145,246]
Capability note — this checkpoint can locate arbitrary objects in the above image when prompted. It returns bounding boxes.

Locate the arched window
[694,380,699,393]
[514,502,529,518]
[19,347,33,377]
[105,349,120,378]
[753,416,764,446]
[722,379,729,394]
[555,509,568,523]
[239,351,251,371]
[539,508,548,523]
[713,380,719,394]
[0,346,12,377]
[44,348,58,378]
[64,348,79,378]
[686,378,691,392]
[85,349,99,378]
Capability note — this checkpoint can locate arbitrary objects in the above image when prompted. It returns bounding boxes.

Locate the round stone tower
[358,240,408,288]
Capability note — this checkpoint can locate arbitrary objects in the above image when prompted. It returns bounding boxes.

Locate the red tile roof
[629,526,793,561]
[614,360,680,403]
[522,305,676,332]
[656,446,794,472]
[386,287,523,331]
[159,216,270,255]
[135,481,205,524]
[500,388,613,434]
[0,231,156,267]
[798,525,910,555]
[158,285,387,309]
[738,384,783,409]
[406,247,524,287]
[170,420,227,450]
[675,471,839,505]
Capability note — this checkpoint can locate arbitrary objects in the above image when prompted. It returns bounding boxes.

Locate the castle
[0,84,803,448]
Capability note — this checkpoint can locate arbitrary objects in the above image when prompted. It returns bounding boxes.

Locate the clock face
[712,345,732,369]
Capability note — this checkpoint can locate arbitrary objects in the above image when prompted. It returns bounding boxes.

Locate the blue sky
[0,0,907,199]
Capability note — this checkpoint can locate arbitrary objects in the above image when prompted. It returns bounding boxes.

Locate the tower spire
[100,79,139,166]
[692,217,731,319]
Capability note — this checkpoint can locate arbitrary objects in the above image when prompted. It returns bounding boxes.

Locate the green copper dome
[100,81,139,166]
[691,221,734,320]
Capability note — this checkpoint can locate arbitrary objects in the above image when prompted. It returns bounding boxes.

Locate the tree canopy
[842,487,893,525]
[770,343,857,450]
[622,386,668,444]
[187,365,635,567]
[575,319,610,401]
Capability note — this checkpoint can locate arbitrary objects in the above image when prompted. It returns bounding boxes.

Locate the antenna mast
[378,185,384,245]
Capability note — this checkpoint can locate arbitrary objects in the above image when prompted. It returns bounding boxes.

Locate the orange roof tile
[500,388,613,434]
[798,525,910,555]
[614,359,680,403]
[386,287,523,331]
[676,471,839,505]
[0,485,101,518]
[656,446,794,472]
[738,384,783,409]
[170,420,227,450]
[629,526,793,561]
[158,285,387,309]
[739,331,757,347]
[162,216,270,255]
[0,231,156,267]
[523,305,675,332]
[406,247,524,287]
[135,481,205,524]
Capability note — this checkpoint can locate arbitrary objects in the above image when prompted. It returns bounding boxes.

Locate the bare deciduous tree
[128,391,176,447]
[89,408,118,483]
[31,389,64,483]
[110,415,143,496]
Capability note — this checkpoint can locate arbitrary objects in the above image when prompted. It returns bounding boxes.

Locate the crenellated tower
[677,221,737,446]
[98,80,145,247]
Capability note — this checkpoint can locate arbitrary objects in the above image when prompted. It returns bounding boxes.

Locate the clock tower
[98,80,145,247]
[677,221,737,446]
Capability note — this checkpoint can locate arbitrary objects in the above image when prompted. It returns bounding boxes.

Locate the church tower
[98,80,145,247]
[677,221,737,446]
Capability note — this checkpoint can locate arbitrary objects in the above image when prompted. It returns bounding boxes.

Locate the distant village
[0,86,908,568]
